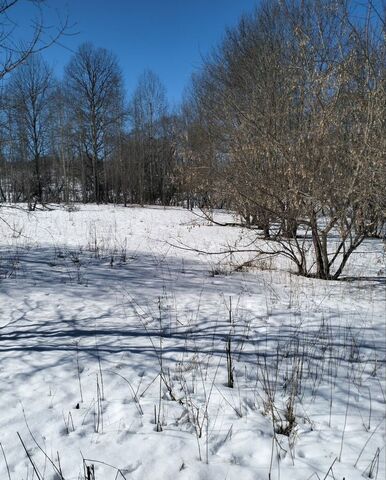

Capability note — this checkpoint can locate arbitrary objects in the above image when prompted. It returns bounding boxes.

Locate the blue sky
[12,0,259,107]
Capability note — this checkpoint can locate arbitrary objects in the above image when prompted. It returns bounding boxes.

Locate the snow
[0,204,384,480]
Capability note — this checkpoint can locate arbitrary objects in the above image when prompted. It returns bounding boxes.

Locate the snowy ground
[0,204,384,480]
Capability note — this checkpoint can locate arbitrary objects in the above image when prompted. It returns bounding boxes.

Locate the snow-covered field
[0,204,384,480]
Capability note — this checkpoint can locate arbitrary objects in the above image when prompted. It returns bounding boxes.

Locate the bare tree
[129,70,176,204]
[0,0,68,80]
[177,89,220,210]
[46,82,78,204]
[4,55,54,208]
[64,42,125,203]
[185,0,385,279]
[0,1,69,206]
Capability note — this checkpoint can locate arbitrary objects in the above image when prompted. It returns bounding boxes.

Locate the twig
[0,442,11,480]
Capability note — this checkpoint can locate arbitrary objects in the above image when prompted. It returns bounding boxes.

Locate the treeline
[0,0,385,278]
[179,0,385,278]
[0,43,183,207]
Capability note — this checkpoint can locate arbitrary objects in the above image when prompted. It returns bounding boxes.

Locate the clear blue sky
[12,0,259,107]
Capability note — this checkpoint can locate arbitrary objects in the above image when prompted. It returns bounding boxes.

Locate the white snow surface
[0,204,384,480]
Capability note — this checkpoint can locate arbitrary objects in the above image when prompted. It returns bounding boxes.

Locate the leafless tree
[64,42,125,203]
[0,0,68,80]
[0,0,69,205]
[184,0,385,279]
[4,55,54,208]
[177,89,220,210]
[46,83,78,203]
[129,70,176,204]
